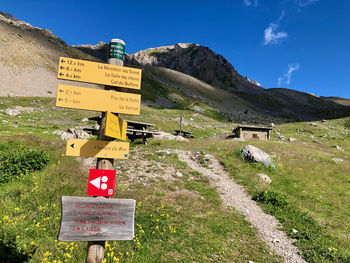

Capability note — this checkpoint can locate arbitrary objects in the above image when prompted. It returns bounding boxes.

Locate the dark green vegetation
[0,96,349,262]
[0,141,49,184]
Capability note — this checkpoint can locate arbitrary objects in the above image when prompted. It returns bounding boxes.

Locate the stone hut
[233,125,272,140]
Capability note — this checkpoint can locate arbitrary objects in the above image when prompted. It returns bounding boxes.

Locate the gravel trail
[175,150,306,263]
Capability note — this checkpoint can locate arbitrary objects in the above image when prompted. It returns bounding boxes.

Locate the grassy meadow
[0,96,349,262]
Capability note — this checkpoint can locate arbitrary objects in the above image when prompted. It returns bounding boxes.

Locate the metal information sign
[65,139,129,159]
[105,112,127,140]
[57,57,141,90]
[56,84,141,115]
[58,196,135,241]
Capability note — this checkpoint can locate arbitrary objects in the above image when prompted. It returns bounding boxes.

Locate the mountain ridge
[1,11,349,123]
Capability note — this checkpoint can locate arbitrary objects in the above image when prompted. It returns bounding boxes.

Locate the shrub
[0,146,49,184]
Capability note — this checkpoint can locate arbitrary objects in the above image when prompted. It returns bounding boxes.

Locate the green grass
[0,136,281,262]
[1,96,349,262]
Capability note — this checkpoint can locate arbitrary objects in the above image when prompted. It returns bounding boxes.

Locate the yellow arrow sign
[65,139,129,159]
[56,84,141,115]
[57,57,141,90]
[105,112,127,141]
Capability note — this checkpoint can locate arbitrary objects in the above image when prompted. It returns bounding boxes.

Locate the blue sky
[2,0,350,98]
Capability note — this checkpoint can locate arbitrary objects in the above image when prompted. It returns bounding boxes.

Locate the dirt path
[175,150,306,263]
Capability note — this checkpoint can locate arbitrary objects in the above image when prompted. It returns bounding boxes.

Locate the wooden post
[86,38,125,263]
[179,115,183,136]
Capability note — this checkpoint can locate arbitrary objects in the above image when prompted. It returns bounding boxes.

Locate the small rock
[190,118,194,121]
[289,137,297,142]
[2,120,8,124]
[321,119,327,122]
[82,118,89,122]
[94,124,100,130]
[5,108,21,116]
[258,173,272,184]
[331,158,344,163]
[176,171,183,177]
[269,123,275,127]
[333,145,344,151]
[156,150,171,155]
[248,261,255,263]
[272,239,280,243]
[292,229,299,234]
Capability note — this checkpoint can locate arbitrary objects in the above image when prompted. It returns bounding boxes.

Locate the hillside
[0,11,101,97]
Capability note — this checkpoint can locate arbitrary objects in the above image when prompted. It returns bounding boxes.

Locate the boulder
[257,173,272,184]
[242,145,275,168]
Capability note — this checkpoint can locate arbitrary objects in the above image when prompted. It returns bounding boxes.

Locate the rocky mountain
[1,11,349,123]
[77,42,350,122]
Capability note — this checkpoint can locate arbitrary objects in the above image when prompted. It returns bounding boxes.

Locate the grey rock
[331,158,344,163]
[176,171,183,177]
[82,117,89,122]
[292,229,299,234]
[5,108,21,116]
[289,137,297,142]
[156,150,171,155]
[53,128,90,140]
[2,120,8,124]
[333,145,344,151]
[242,145,275,168]
[258,173,272,184]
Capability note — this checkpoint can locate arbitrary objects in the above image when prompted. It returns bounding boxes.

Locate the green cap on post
[108,39,125,61]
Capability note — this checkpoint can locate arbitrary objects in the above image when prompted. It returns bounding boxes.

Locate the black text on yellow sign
[56,84,141,115]
[57,57,141,90]
[65,139,129,159]
[105,112,127,141]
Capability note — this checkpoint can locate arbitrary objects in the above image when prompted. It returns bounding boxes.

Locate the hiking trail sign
[56,84,141,115]
[58,196,135,241]
[105,112,127,140]
[65,139,129,159]
[87,169,116,197]
[57,57,141,90]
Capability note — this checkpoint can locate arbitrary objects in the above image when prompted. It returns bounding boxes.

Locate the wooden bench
[175,130,194,138]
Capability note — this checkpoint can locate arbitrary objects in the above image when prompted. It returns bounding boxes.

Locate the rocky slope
[0,11,100,97]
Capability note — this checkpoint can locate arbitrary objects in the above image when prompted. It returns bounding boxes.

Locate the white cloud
[296,0,319,7]
[244,0,258,7]
[278,63,300,87]
[263,11,288,45]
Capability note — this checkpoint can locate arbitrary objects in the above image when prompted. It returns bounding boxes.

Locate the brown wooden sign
[58,196,135,241]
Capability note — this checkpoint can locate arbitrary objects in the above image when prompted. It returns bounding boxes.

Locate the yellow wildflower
[14,207,20,212]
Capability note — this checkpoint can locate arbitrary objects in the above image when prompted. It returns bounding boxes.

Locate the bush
[253,190,288,208]
[0,146,49,184]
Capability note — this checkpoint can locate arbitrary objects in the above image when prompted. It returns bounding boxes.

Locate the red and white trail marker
[87,169,116,197]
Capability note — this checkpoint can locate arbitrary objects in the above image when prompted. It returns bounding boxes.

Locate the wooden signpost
[58,196,135,241]
[65,139,129,159]
[56,84,141,115]
[57,57,141,90]
[56,38,140,263]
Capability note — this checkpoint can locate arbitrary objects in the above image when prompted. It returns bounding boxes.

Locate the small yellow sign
[57,57,141,90]
[105,112,127,141]
[56,84,141,115]
[65,139,129,159]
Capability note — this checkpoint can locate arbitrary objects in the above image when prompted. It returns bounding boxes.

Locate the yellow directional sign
[105,112,127,141]
[57,57,141,90]
[65,139,129,159]
[56,84,141,115]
